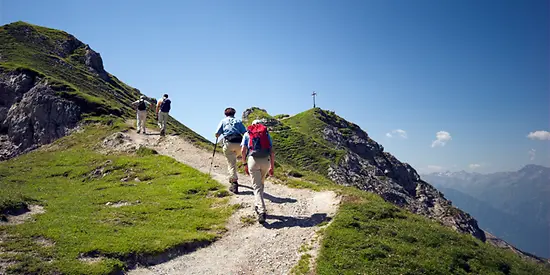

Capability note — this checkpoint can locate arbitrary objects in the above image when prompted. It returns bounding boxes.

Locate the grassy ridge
[0,123,234,274]
[243,108,345,177]
[317,190,549,275]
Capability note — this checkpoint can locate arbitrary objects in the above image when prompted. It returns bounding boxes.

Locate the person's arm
[215,120,224,138]
[156,100,162,115]
[268,134,274,176]
[241,145,249,175]
[238,121,247,135]
[241,134,249,175]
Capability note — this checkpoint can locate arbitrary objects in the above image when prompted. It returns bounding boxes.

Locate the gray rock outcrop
[84,45,110,81]
[0,69,81,160]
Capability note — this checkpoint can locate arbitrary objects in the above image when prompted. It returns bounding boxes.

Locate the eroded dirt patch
[105,200,140,208]
[1,205,45,225]
[78,255,105,264]
[34,237,55,248]
[99,132,138,154]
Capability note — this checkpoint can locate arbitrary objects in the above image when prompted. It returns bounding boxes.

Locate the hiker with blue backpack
[241,119,275,224]
[215,107,247,194]
[131,95,152,134]
[155,94,171,136]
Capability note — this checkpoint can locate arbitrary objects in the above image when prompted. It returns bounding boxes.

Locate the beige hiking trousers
[222,141,241,183]
[136,110,147,132]
[158,111,168,131]
[248,155,270,214]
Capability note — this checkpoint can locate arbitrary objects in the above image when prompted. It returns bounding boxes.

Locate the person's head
[163,94,168,99]
[140,95,145,100]
[224,107,236,117]
[251,119,262,125]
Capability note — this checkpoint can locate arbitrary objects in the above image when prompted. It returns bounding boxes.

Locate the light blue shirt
[241,132,273,149]
[216,117,247,137]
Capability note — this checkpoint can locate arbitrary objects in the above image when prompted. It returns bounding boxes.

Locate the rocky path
[120,131,340,275]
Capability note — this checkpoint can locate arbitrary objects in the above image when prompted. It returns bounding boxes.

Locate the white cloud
[527,130,550,140]
[529,149,536,161]
[431,131,452,147]
[469,164,481,169]
[386,129,407,139]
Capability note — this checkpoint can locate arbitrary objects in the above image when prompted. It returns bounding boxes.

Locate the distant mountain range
[422,164,550,258]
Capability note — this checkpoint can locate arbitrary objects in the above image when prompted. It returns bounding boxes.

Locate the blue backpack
[160,99,171,112]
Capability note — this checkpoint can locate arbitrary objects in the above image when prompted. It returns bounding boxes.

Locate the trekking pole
[206,136,219,183]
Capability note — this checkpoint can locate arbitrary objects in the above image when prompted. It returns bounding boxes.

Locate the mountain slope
[0,21,211,160]
[423,166,550,258]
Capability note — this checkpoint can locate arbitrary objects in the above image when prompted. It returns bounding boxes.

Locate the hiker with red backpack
[131,95,152,134]
[215,108,247,194]
[155,94,171,136]
[241,119,275,224]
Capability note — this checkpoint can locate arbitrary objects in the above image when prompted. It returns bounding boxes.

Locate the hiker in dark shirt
[155,94,171,136]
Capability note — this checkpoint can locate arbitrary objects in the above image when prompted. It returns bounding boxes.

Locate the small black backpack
[137,100,147,111]
[160,99,171,112]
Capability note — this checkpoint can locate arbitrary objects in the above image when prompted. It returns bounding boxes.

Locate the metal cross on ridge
[312,91,317,108]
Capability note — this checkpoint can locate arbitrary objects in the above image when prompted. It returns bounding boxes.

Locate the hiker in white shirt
[131,96,151,134]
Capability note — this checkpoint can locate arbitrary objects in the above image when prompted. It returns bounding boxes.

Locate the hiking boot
[254,206,266,224]
[229,181,239,194]
[160,130,166,136]
[137,129,141,134]
[258,212,266,224]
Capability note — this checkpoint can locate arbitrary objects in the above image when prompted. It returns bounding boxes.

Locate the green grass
[239,215,256,226]
[291,253,313,275]
[242,108,345,177]
[273,114,290,120]
[315,190,549,275]
[270,129,345,177]
[0,124,234,274]
[242,107,273,125]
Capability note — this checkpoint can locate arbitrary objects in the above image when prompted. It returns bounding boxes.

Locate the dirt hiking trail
[118,130,341,275]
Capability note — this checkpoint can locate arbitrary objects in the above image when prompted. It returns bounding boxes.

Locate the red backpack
[247,123,271,157]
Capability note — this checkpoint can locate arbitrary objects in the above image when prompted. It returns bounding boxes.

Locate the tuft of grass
[274,114,290,120]
[0,124,234,274]
[239,215,256,226]
[291,253,312,275]
[288,170,303,178]
[136,146,158,156]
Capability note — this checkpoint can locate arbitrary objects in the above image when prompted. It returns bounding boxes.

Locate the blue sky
[2,0,549,174]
